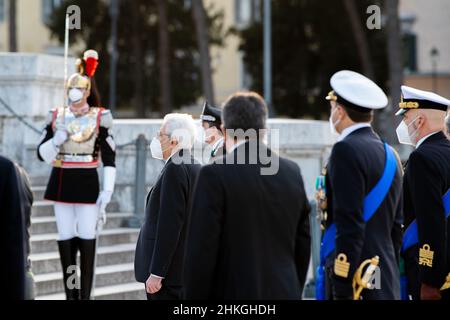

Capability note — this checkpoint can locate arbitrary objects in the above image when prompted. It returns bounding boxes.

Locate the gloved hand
[53,125,68,147]
[97,167,116,226]
[96,190,112,215]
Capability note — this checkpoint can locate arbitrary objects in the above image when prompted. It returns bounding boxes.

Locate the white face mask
[150,137,164,160]
[396,116,419,146]
[329,107,341,137]
[68,88,84,104]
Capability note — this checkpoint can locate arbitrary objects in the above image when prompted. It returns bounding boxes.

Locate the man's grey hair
[163,113,197,149]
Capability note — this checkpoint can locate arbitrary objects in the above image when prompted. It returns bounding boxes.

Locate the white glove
[96,190,112,216]
[53,127,68,147]
[96,166,116,217]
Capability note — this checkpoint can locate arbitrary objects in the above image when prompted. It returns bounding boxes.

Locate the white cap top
[328,70,388,110]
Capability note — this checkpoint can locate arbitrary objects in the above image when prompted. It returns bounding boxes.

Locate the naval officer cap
[395,85,450,116]
[326,70,388,112]
[200,101,222,124]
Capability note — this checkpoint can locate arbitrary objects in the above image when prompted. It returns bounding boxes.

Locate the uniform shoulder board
[100,109,114,129]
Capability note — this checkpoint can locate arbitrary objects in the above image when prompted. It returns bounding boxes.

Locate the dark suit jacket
[402,131,450,299]
[325,127,403,300]
[14,165,33,271]
[0,156,26,300]
[184,141,311,300]
[134,149,201,286]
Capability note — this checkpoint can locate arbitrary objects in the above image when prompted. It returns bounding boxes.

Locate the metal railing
[303,199,322,299]
[120,134,148,228]
[0,96,42,135]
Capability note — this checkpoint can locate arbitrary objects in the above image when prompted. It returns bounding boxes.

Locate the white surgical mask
[396,116,419,146]
[69,88,83,104]
[329,107,341,137]
[150,137,164,160]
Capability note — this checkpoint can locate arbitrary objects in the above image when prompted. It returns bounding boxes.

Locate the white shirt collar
[165,147,188,163]
[164,151,176,164]
[416,131,440,149]
[337,123,371,142]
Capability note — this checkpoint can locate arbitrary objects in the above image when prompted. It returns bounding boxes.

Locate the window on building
[402,33,417,73]
[42,0,63,25]
[400,15,417,73]
[0,0,5,23]
[239,52,253,89]
[235,0,261,27]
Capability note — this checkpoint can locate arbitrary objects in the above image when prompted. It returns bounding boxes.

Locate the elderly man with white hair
[396,86,450,300]
[134,113,201,300]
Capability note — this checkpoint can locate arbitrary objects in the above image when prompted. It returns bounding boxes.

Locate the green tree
[235,0,389,124]
[47,0,224,116]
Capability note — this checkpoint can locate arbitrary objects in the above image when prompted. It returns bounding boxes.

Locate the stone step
[36,282,146,300]
[34,263,136,296]
[32,201,55,217]
[31,186,46,201]
[32,200,120,217]
[31,213,134,235]
[30,228,140,254]
[30,243,136,274]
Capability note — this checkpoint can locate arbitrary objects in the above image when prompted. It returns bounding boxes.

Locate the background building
[0,0,449,106]
[0,0,63,53]
[399,0,450,98]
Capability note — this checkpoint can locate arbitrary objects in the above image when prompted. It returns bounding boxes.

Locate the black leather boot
[79,238,97,300]
[57,238,79,300]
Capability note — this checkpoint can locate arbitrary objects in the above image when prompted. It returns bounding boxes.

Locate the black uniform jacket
[325,126,403,300]
[402,131,450,299]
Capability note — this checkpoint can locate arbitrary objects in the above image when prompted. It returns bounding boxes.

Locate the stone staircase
[30,185,146,300]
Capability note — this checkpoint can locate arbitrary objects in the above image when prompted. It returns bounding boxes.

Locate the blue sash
[316,143,397,300]
[402,189,450,253]
[400,189,450,299]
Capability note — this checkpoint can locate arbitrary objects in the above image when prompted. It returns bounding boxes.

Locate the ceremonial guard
[37,50,116,300]
[316,71,403,300]
[200,101,224,162]
[396,86,450,300]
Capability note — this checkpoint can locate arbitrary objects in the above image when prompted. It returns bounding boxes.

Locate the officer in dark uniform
[396,85,450,300]
[200,101,224,162]
[316,70,403,300]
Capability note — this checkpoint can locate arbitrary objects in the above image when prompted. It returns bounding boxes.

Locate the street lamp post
[430,46,439,93]
[263,0,274,116]
[109,0,119,114]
